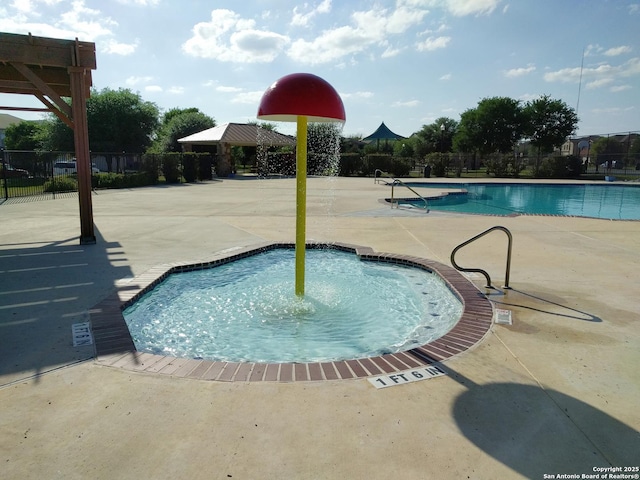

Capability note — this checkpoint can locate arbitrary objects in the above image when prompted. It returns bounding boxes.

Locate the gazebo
[362,121,405,150]
[178,122,295,169]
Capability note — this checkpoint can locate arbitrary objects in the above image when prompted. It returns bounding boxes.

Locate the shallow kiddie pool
[123,247,464,363]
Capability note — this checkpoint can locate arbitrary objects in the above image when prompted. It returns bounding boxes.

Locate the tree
[412,117,458,156]
[39,88,160,152]
[523,94,578,174]
[151,108,215,152]
[454,97,526,156]
[4,120,45,150]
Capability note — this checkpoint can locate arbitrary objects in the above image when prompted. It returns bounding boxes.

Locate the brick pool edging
[89,242,493,382]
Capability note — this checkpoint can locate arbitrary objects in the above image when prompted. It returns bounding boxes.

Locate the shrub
[197,154,214,180]
[363,154,392,176]
[538,155,582,178]
[94,172,157,189]
[425,153,449,177]
[161,153,182,183]
[182,153,198,182]
[44,176,77,192]
[390,157,412,177]
[140,154,160,184]
[485,154,526,178]
[339,153,363,176]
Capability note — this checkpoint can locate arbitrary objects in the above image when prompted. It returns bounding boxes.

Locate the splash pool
[400,183,640,220]
[123,247,463,363]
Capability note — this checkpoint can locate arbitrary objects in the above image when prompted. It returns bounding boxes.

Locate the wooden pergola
[0,32,97,244]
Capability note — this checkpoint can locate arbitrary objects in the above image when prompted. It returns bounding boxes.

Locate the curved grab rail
[390,178,429,212]
[374,169,384,184]
[450,226,513,289]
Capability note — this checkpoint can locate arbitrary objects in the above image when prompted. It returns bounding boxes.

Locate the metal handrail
[390,178,429,212]
[374,170,429,211]
[450,226,513,289]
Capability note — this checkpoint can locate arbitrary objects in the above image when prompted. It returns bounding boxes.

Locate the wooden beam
[0,32,96,69]
[10,62,72,117]
[34,92,73,129]
[0,105,50,112]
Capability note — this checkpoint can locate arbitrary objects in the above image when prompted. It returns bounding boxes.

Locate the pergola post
[69,66,95,244]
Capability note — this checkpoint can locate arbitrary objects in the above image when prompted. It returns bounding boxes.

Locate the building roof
[178,122,295,147]
[0,113,25,130]
[362,121,405,142]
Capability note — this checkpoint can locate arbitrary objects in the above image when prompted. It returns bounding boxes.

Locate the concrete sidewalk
[1,177,638,479]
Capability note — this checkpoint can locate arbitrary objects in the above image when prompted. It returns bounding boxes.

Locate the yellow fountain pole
[295,115,308,296]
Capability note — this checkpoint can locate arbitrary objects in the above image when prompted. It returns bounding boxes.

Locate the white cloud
[416,36,450,51]
[604,45,632,56]
[216,86,243,93]
[586,77,614,90]
[145,85,162,92]
[125,76,153,86]
[231,91,264,104]
[167,86,184,94]
[629,4,640,14]
[381,45,403,58]
[610,85,631,92]
[445,0,502,16]
[0,0,116,41]
[392,100,420,107]
[291,0,331,27]
[182,9,290,63]
[341,91,374,99]
[544,57,640,85]
[288,3,429,64]
[504,64,536,78]
[116,0,160,5]
[101,38,138,55]
[440,73,452,80]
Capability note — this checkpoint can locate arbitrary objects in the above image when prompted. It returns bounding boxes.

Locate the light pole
[440,123,445,152]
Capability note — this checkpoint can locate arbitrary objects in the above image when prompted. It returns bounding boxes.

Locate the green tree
[4,120,45,150]
[454,97,525,155]
[523,95,578,174]
[151,108,215,152]
[39,88,160,152]
[412,117,458,155]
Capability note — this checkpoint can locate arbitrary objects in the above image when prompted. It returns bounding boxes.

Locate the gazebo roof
[362,122,405,142]
[178,122,295,147]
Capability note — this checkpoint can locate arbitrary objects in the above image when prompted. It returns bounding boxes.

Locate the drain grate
[494,308,513,325]
[72,322,93,347]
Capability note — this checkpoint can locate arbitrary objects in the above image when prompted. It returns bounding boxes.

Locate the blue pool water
[401,183,640,220]
[123,249,463,363]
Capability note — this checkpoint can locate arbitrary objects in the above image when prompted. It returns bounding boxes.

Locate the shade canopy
[362,122,405,142]
[257,73,345,123]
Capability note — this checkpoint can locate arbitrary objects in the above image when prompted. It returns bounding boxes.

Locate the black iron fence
[1,150,220,200]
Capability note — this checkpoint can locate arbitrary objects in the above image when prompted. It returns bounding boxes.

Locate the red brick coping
[90,242,493,382]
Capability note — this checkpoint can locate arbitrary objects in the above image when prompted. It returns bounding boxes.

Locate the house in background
[0,113,24,149]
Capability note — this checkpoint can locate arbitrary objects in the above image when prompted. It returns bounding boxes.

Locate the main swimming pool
[400,183,640,220]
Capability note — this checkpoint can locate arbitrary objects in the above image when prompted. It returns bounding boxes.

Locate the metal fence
[0,150,151,199]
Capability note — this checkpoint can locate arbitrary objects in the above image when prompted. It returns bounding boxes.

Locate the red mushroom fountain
[257,73,346,296]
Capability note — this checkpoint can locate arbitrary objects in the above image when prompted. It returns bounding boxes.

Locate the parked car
[1,164,30,178]
[53,160,100,175]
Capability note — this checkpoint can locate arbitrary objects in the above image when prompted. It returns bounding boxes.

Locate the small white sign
[72,322,93,347]
[368,364,447,389]
[494,308,513,325]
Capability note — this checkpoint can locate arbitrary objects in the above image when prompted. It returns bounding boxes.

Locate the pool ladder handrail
[374,170,429,212]
[450,226,513,289]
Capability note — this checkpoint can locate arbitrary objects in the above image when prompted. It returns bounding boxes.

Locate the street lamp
[440,123,445,152]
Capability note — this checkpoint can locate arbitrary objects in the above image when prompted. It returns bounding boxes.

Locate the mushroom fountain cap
[257,73,346,123]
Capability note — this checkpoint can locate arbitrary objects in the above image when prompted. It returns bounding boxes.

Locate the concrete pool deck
[1,176,638,479]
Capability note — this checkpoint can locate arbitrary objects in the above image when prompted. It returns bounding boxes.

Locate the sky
[1,0,639,138]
